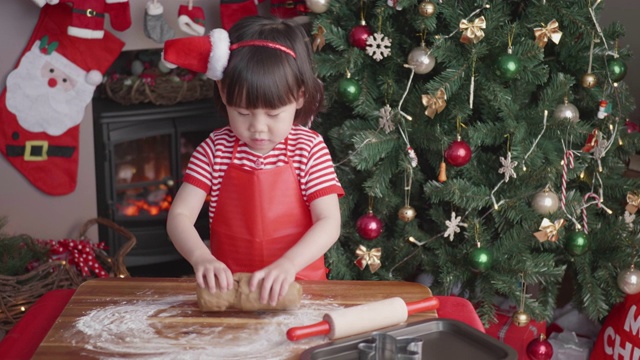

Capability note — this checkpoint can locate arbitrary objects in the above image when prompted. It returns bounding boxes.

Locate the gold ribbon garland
[533,218,566,242]
[459,16,486,44]
[626,192,640,214]
[421,88,447,119]
[534,19,562,48]
[354,245,382,273]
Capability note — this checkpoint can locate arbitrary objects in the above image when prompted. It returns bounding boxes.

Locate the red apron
[210,138,327,280]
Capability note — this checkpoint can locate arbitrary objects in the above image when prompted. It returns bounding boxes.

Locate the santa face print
[41,61,78,93]
[5,41,97,136]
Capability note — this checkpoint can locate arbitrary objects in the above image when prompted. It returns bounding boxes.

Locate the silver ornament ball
[531,189,559,215]
[131,60,145,76]
[618,267,640,295]
[407,45,436,75]
[553,102,580,122]
[305,0,330,13]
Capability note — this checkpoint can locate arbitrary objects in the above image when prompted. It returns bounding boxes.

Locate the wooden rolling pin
[286,296,439,341]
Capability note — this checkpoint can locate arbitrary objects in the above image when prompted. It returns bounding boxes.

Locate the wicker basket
[0,217,136,332]
[103,73,215,106]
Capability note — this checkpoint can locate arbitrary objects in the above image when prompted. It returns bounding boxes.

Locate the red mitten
[105,0,132,32]
[219,0,259,31]
[270,0,309,19]
[177,4,205,36]
[0,4,124,196]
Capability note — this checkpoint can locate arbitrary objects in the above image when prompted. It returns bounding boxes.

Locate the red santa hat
[161,28,296,81]
[162,29,230,80]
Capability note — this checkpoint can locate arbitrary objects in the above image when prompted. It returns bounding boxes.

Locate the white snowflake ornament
[625,211,636,230]
[444,212,467,241]
[378,105,395,133]
[498,152,518,182]
[366,32,392,62]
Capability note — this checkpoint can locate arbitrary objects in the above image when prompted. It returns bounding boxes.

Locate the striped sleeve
[182,135,216,193]
[294,128,344,203]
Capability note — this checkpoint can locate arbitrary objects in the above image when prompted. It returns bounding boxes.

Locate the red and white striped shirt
[183,126,344,221]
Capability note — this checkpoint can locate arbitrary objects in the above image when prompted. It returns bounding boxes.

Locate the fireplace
[92,98,226,269]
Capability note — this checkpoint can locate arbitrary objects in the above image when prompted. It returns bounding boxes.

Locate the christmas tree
[308,0,639,325]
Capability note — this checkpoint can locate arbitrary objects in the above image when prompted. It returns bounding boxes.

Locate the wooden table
[33,277,436,359]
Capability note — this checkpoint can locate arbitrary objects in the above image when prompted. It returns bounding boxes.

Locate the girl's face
[222,91,304,155]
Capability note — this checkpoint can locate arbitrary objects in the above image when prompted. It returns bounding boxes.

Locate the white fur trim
[86,70,103,86]
[105,0,128,3]
[207,29,230,80]
[67,26,105,39]
[178,15,205,36]
[146,1,163,15]
[160,51,178,69]
[32,0,46,7]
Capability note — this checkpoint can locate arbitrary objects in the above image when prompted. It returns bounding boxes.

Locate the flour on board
[73,294,342,359]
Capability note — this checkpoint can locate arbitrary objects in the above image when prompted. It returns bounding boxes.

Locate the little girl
[164,16,344,306]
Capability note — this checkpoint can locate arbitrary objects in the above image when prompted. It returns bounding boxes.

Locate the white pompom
[86,70,103,86]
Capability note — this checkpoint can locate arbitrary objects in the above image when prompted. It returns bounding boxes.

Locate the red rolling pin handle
[286,320,330,341]
[405,296,440,315]
[286,296,440,342]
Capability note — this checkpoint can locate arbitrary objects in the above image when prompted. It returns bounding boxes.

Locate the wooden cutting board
[33,277,436,359]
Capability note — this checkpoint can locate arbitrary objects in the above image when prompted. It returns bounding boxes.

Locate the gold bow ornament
[459,16,486,44]
[626,192,640,214]
[354,245,382,273]
[421,88,447,119]
[312,25,326,53]
[533,218,566,242]
[534,20,562,48]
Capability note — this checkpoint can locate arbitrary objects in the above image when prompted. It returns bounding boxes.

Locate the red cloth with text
[0,3,123,195]
[485,311,547,359]
[591,293,640,360]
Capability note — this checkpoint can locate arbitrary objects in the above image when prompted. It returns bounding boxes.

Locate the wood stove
[92,98,226,268]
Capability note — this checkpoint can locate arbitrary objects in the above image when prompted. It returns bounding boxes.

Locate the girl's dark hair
[215,16,323,126]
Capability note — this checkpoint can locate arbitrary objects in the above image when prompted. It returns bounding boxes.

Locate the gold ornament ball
[398,205,417,222]
[512,310,531,327]
[581,73,598,89]
[418,1,437,17]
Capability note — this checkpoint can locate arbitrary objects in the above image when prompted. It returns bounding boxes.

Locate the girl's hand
[191,253,234,293]
[250,259,296,306]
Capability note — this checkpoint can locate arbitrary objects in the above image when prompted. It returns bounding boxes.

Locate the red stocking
[106,0,132,32]
[177,4,206,36]
[219,0,260,31]
[270,0,309,19]
[0,4,124,196]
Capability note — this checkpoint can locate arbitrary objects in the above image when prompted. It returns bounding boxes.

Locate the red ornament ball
[526,334,554,360]
[356,211,383,240]
[349,24,373,50]
[444,136,472,167]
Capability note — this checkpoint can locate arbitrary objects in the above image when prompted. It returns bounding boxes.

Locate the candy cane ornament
[560,150,574,211]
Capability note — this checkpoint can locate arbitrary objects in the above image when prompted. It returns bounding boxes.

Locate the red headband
[229,40,296,58]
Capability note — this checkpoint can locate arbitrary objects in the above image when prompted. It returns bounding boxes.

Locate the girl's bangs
[223,53,299,110]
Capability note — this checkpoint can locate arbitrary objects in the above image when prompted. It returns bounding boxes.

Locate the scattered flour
[73,294,341,359]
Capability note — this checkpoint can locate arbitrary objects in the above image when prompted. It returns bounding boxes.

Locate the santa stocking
[35,0,132,39]
[0,3,124,196]
[177,2,205,36]
[144,0,174,44]
[219,0,259,31]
